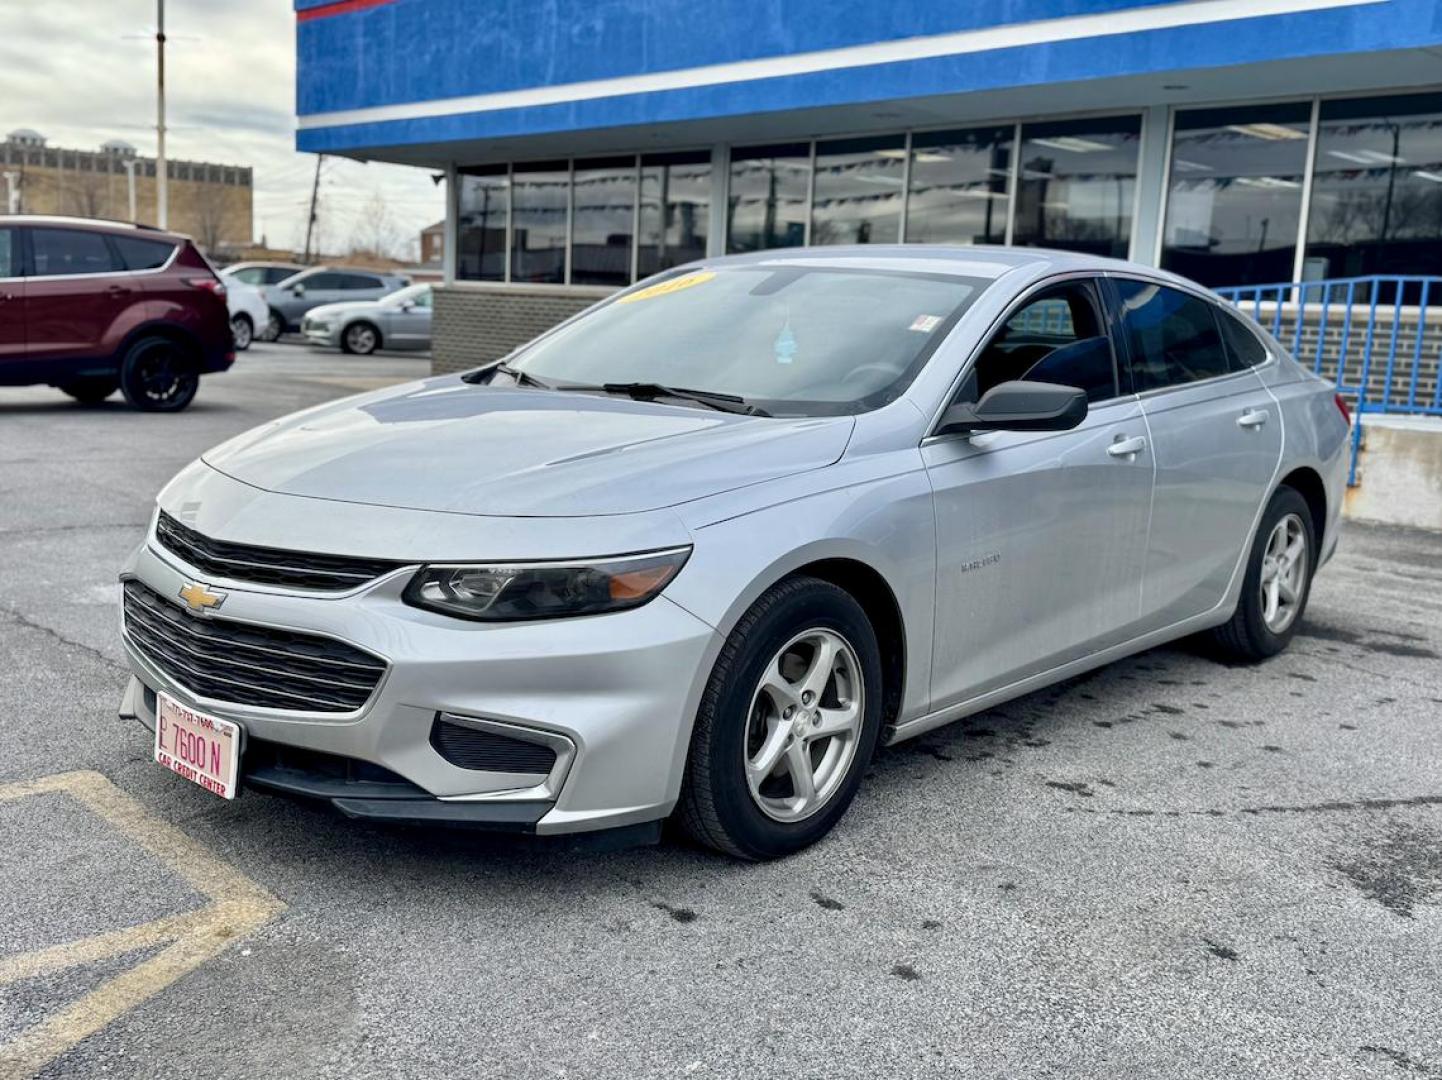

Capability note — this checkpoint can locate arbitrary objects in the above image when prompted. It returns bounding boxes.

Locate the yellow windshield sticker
[618,271,716,304]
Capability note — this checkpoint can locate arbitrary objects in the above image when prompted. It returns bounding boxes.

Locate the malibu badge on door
[154,692,241,799]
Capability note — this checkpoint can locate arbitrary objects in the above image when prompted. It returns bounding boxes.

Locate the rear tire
[230,313,253,351]
[1208,486,1316,662]
[678,576,883,860]
[259,309,285,342]
[118,336,199,413]
[342,321,380,355]
[59,377,119,405]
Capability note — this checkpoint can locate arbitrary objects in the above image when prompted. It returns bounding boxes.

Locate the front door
[923,278,1153,711]
[0,227,24,364]
[1110,278,1283,630]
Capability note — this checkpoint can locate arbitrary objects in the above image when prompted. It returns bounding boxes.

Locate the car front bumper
[302,322,342,348]
[118,532,720,835]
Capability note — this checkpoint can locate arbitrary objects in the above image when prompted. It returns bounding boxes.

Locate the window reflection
[726,143,810,253]
[905,126,1012,245]
[638,151,710,277]
[510,161,569,284]
[571,156,637,286]
[1162,104,1311,287]
[1306,92,1442,280]
[1013,117,1140,258]
[810,135,905,245]
[456,166,508,282]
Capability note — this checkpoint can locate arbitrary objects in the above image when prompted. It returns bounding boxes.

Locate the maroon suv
[0,216,234,411]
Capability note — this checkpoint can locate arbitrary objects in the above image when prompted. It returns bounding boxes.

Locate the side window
[1115,279,1230,391]
[304,272,343,290]
[414,288,432,309]
[112,235,175,271]
[31,228,121,276]
[0,229,15,277]
[1216,306,1270,371]
[263,268,293,285]
[230,267,264,285]
[342,273,383,290]
[966,281,1118,404]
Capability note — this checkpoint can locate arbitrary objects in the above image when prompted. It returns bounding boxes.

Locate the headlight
[402,547,691,622]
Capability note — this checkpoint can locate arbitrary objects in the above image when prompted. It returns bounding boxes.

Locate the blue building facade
[294,0,1442,364]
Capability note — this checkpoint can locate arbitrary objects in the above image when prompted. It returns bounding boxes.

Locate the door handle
[1237,408,1270,429]
[1107,435,1146,459]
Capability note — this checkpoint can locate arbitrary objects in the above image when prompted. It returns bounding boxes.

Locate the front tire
[342,321,380,355]
[259,309,285,342]
[59,377,119,404]
[1208,486,1316,662]
[118,336,199,412]
[230,313,253,351]
[678,576,883,860]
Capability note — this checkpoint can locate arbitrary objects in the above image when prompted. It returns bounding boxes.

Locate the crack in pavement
[0,605,128,674]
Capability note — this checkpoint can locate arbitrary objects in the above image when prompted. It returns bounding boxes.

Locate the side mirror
[399,301,415,312]
[290,283,306,297]
[937,380,1088,436]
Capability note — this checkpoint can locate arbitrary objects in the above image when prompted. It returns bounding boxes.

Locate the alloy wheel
[743,628,864,823]
[346,324,378,354]
[134,345,193,407]
[231,315,252,350]
[1260,512,1308,634]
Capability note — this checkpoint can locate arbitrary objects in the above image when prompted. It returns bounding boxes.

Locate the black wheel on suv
[678,576,884,860]
[59,377,119,405]
[118,336,199,412]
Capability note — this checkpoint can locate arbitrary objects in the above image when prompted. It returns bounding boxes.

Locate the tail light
[1334,392,1352,427]
[184,276,227,299]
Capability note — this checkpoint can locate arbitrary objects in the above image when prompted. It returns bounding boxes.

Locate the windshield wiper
[462,360,553,389]
[597,382,770,417]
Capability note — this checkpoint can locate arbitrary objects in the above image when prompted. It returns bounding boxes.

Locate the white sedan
[220,273,269,351]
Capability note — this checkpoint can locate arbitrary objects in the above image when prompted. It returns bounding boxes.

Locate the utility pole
[123,159,138,221]
[156,0,168,227]
[2,171,19,214]
[303,154,323,264]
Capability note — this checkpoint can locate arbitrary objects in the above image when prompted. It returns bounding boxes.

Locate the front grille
[122,579,386,713]
[430,717,557,774]
[155,511,405,592]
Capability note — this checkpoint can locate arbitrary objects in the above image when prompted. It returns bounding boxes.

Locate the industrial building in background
[292,0,1442,379]
[1,128,253,255]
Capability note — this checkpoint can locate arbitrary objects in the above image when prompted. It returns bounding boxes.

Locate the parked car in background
[302,283,432,354]
[118,247,1349,857]
[0,215,232,410]
[220,261,304,288]
[261,266,410,342]
[223,277,269,351]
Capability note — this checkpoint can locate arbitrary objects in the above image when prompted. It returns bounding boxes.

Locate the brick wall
[431,284,613,375]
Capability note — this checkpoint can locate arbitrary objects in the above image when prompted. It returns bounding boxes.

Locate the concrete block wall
[431,284,613,376]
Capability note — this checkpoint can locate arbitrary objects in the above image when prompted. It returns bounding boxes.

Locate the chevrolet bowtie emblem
[178,581,227,613]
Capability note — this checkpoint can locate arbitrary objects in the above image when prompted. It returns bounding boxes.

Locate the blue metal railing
[1214,275,1442,486]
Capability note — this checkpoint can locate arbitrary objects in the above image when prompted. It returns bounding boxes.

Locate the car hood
[202,376,854,517]
[302,300,381,321]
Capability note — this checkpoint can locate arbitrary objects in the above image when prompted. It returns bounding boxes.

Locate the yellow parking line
[0,771,284,1080]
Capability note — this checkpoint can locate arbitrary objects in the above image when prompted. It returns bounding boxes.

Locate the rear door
[0,226,23,363]
[23,226,134,362]
[1110,277,1283,630]
[923,277,1153,708]
[340,271,388,301]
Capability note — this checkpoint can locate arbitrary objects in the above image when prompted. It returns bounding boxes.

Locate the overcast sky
[0,0,443,259]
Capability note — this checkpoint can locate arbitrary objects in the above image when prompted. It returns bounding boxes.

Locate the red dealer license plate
[154,692,241,800]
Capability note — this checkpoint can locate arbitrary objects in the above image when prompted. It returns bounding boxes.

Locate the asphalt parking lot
[2,342,1440,1079]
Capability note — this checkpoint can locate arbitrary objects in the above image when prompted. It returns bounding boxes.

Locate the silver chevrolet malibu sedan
[119,247,1350,859]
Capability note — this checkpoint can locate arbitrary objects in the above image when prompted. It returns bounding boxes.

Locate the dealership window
[457,166,508,282]
[1012,116,1141,258]
[571,156,638,286]
[638,151,710,278]
[727,143,810,253]
[510,160,569,284]
[810,135,905,245]
[1162,103,1311,287]
[1304,92,1442,281]
[904,125,1012,245]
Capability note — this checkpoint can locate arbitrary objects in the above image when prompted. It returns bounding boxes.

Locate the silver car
[261,266,411,341]
[302,283,433,355]
[118,247,1349,859]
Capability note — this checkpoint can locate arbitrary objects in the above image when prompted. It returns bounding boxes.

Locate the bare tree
[193,181,229,255]
[349,188,398,260]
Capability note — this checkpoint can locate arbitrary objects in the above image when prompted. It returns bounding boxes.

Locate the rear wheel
[259,309,285,342]
[678,576,883,860]
[342,321,380,355]
[59,377,119,405]
[1208,486,1315,662]
[230,313,253,351]
[118,336,199,412]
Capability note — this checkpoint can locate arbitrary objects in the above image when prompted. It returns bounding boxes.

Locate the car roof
[225,260,303,271]
[0,214,187,243]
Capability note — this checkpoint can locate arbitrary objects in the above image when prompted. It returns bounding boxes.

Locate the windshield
[382,283,430,307]
[505,265,986,415]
